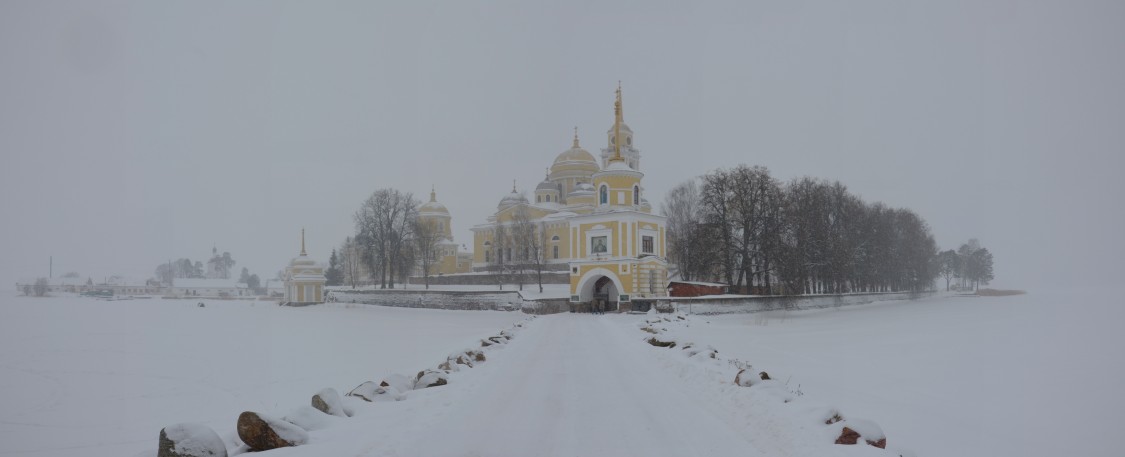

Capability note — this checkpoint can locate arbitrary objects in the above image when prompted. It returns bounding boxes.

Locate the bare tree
[339,236,367,289]
[33,278,48,297]
[413,218,442,289]
[490,218,510,290]
[701,170,737,286]
[510,206,540,292]
[354,189,419,289]
[662,179,710,282]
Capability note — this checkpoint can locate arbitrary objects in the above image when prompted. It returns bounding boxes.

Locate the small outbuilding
[283,229,326,305]
[667,280,728,298]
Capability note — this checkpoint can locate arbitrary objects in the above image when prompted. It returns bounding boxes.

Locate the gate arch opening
[575,268,624,312]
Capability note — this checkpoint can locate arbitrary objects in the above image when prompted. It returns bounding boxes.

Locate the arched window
[599,185,608,205]
[551,235,560,241]
[633,185,639,205]
[537,195,541,202]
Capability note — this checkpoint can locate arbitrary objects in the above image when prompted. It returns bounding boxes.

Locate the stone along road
[292,314,788,457]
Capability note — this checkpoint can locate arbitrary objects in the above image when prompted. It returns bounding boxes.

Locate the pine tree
[325,249,344,286]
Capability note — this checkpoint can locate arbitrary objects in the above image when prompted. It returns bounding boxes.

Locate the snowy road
[288,313,864,457]
[394,315,762,457]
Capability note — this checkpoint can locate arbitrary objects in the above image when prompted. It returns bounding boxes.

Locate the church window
[551,235,560,241]
[485,250,491,262]
[633,185,639,205]
[537,196,541,202]
[642,236,654,254]
[553,245,559,259]
[599,185,608,205]
[627,136,632,146]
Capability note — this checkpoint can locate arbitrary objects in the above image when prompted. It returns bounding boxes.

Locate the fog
[2,0,1122,290]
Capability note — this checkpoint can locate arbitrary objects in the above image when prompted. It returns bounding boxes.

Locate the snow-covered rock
[350,380,406,402]
[311,387,348,417]
[438,357,461,372]
[734,368,759,387]
[346,381,379,401]
[379,374,413,393]
[158,423,227,457]
[683,344,718,359]
[236,411,308,451]
[282,405,344,431]
[413,369,448,389]
[832,418,886,448]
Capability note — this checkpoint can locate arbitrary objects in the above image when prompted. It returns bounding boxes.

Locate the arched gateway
[574,268,624,312]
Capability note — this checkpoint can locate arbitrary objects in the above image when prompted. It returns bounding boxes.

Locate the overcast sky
[2,0,1122,289]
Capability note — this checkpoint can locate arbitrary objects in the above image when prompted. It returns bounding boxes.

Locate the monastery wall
[659,290,937,315]
[408,271,570,286]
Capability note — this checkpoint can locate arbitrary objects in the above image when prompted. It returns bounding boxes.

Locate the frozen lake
[0,296,525,457]
[1,290,1120,456]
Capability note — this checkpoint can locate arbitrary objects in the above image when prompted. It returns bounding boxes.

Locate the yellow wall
[592,173,642,207]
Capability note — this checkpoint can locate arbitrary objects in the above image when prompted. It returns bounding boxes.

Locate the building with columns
[469,84,669,311]
[284,230,327,305]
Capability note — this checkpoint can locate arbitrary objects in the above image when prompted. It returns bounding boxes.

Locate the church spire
[430,185,437,202]
[573,126,580,148]
[300,228,306,256]
[512,179,517,193]
[612,81,624,162]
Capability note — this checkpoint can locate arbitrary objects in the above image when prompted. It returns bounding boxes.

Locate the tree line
[484,205,549,293]
[151,250,266,292]
[936,238,995,291]
[329,188,445,290]
[331,188,549,292]
[663,164,940,295]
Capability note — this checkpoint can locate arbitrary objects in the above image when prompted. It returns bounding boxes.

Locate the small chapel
[283,229,327,305]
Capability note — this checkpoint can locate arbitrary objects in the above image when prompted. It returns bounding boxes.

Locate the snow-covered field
[1,290,1119,456]
[665,289,1125,457]
[0,295,525,457]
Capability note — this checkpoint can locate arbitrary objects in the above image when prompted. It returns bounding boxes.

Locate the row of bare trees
[343,188,446,289]
[481,206,550,292]
[663,165,939,295]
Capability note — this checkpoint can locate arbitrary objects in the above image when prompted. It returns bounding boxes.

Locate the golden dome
[550,130,600,177]
[553,146,597,165]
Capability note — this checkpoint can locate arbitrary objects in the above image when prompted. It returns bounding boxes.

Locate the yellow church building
[416,187,474,276]
[466,85,670,311]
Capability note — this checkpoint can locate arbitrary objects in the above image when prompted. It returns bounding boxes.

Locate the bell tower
[600,82,641,170]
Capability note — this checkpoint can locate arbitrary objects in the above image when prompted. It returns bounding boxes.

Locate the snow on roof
[541,211,578,220]
[669,280,728,287]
